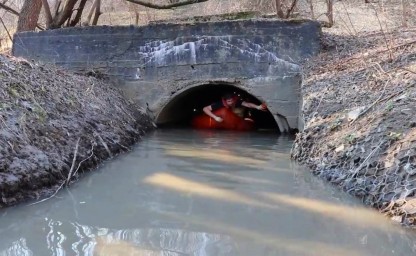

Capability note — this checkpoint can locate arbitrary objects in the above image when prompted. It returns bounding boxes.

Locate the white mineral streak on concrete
[137,36,299,69]
[189,41,197,64]
[249,75,297,83]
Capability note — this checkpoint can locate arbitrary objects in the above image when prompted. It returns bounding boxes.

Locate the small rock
[335,144,345,152]
[347,106,366,122]
[395,93,407,102]
[391,215,403,223]
[401,108,412,115]
[402,198,416,214]
[404,163,416,175]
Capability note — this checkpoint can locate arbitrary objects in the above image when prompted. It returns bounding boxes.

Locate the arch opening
[156,83,281,132]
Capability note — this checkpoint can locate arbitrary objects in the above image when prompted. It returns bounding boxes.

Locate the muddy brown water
[0,130,416,256]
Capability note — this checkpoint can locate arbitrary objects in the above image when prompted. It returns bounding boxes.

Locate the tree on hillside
[275,0,299,19]
[325,0,333,27]
[2,0,209,30]
[2,0,307,32]
[275,0,284,18]
[16,0,42,32]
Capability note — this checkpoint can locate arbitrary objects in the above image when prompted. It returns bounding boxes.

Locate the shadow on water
[0,129,416,256]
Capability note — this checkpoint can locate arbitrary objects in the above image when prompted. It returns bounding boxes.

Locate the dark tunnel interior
[156,84,280,132]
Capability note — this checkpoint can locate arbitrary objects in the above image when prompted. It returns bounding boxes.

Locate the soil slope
[292,29,416,226]
[0,54,153,207]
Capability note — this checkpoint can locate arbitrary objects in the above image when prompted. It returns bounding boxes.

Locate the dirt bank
[0,54,154,207]
[292,29,416,226]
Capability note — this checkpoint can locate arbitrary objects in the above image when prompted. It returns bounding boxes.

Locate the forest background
[1,0,415,53]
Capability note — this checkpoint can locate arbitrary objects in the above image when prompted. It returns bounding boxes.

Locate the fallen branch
[94,132,112,157]
[350,140,384,178]
[29,139,92,206]
[397,66,416,74]
[125,0,209,9]
[28,181,65,206]
[66,138,80,185]
[72,144,95,179]
[350,79,390,124]
[350,81,414,124]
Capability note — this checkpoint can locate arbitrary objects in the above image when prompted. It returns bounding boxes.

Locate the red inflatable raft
[191,107,255,131]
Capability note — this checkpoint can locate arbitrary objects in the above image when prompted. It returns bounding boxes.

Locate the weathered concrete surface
[12,19,321,131]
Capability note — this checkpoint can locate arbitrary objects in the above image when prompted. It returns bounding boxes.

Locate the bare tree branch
[85,0,99,26]
[275,0,284,18]
[286,0,298,18]
[0,2,19,16]
[308,0,315,19]
[124,0,209,9]
[0,15,12,41]
[51,0,79,28]
[54,0,62,17]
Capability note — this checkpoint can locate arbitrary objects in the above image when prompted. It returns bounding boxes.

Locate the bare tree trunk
[401,0,408,27]
[275,0,284,18]
[128,2,140,25]
[41,0,53,28]
[16,0,42,32]
[326,0,334,27]
[92,0,101,25]
[54,0,62,17]
[308,0,315,19]
[134,11,139,25]
[285,0,298,18]
[85,0,99,26]
[70,0,88,26]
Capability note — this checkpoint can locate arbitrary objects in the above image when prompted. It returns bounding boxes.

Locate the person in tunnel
[202,93,267,123]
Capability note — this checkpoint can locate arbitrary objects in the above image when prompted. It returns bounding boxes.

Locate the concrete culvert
[156,83,281,132]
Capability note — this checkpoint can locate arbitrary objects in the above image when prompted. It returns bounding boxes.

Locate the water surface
[0,130,415,256]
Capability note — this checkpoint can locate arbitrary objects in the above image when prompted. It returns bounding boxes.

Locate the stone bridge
[12,19,321,132]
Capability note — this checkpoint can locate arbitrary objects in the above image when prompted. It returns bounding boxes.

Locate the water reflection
[0,130,416,256]
[1,239,31,256]
[1,222,235,256]
[143,172,279,209]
